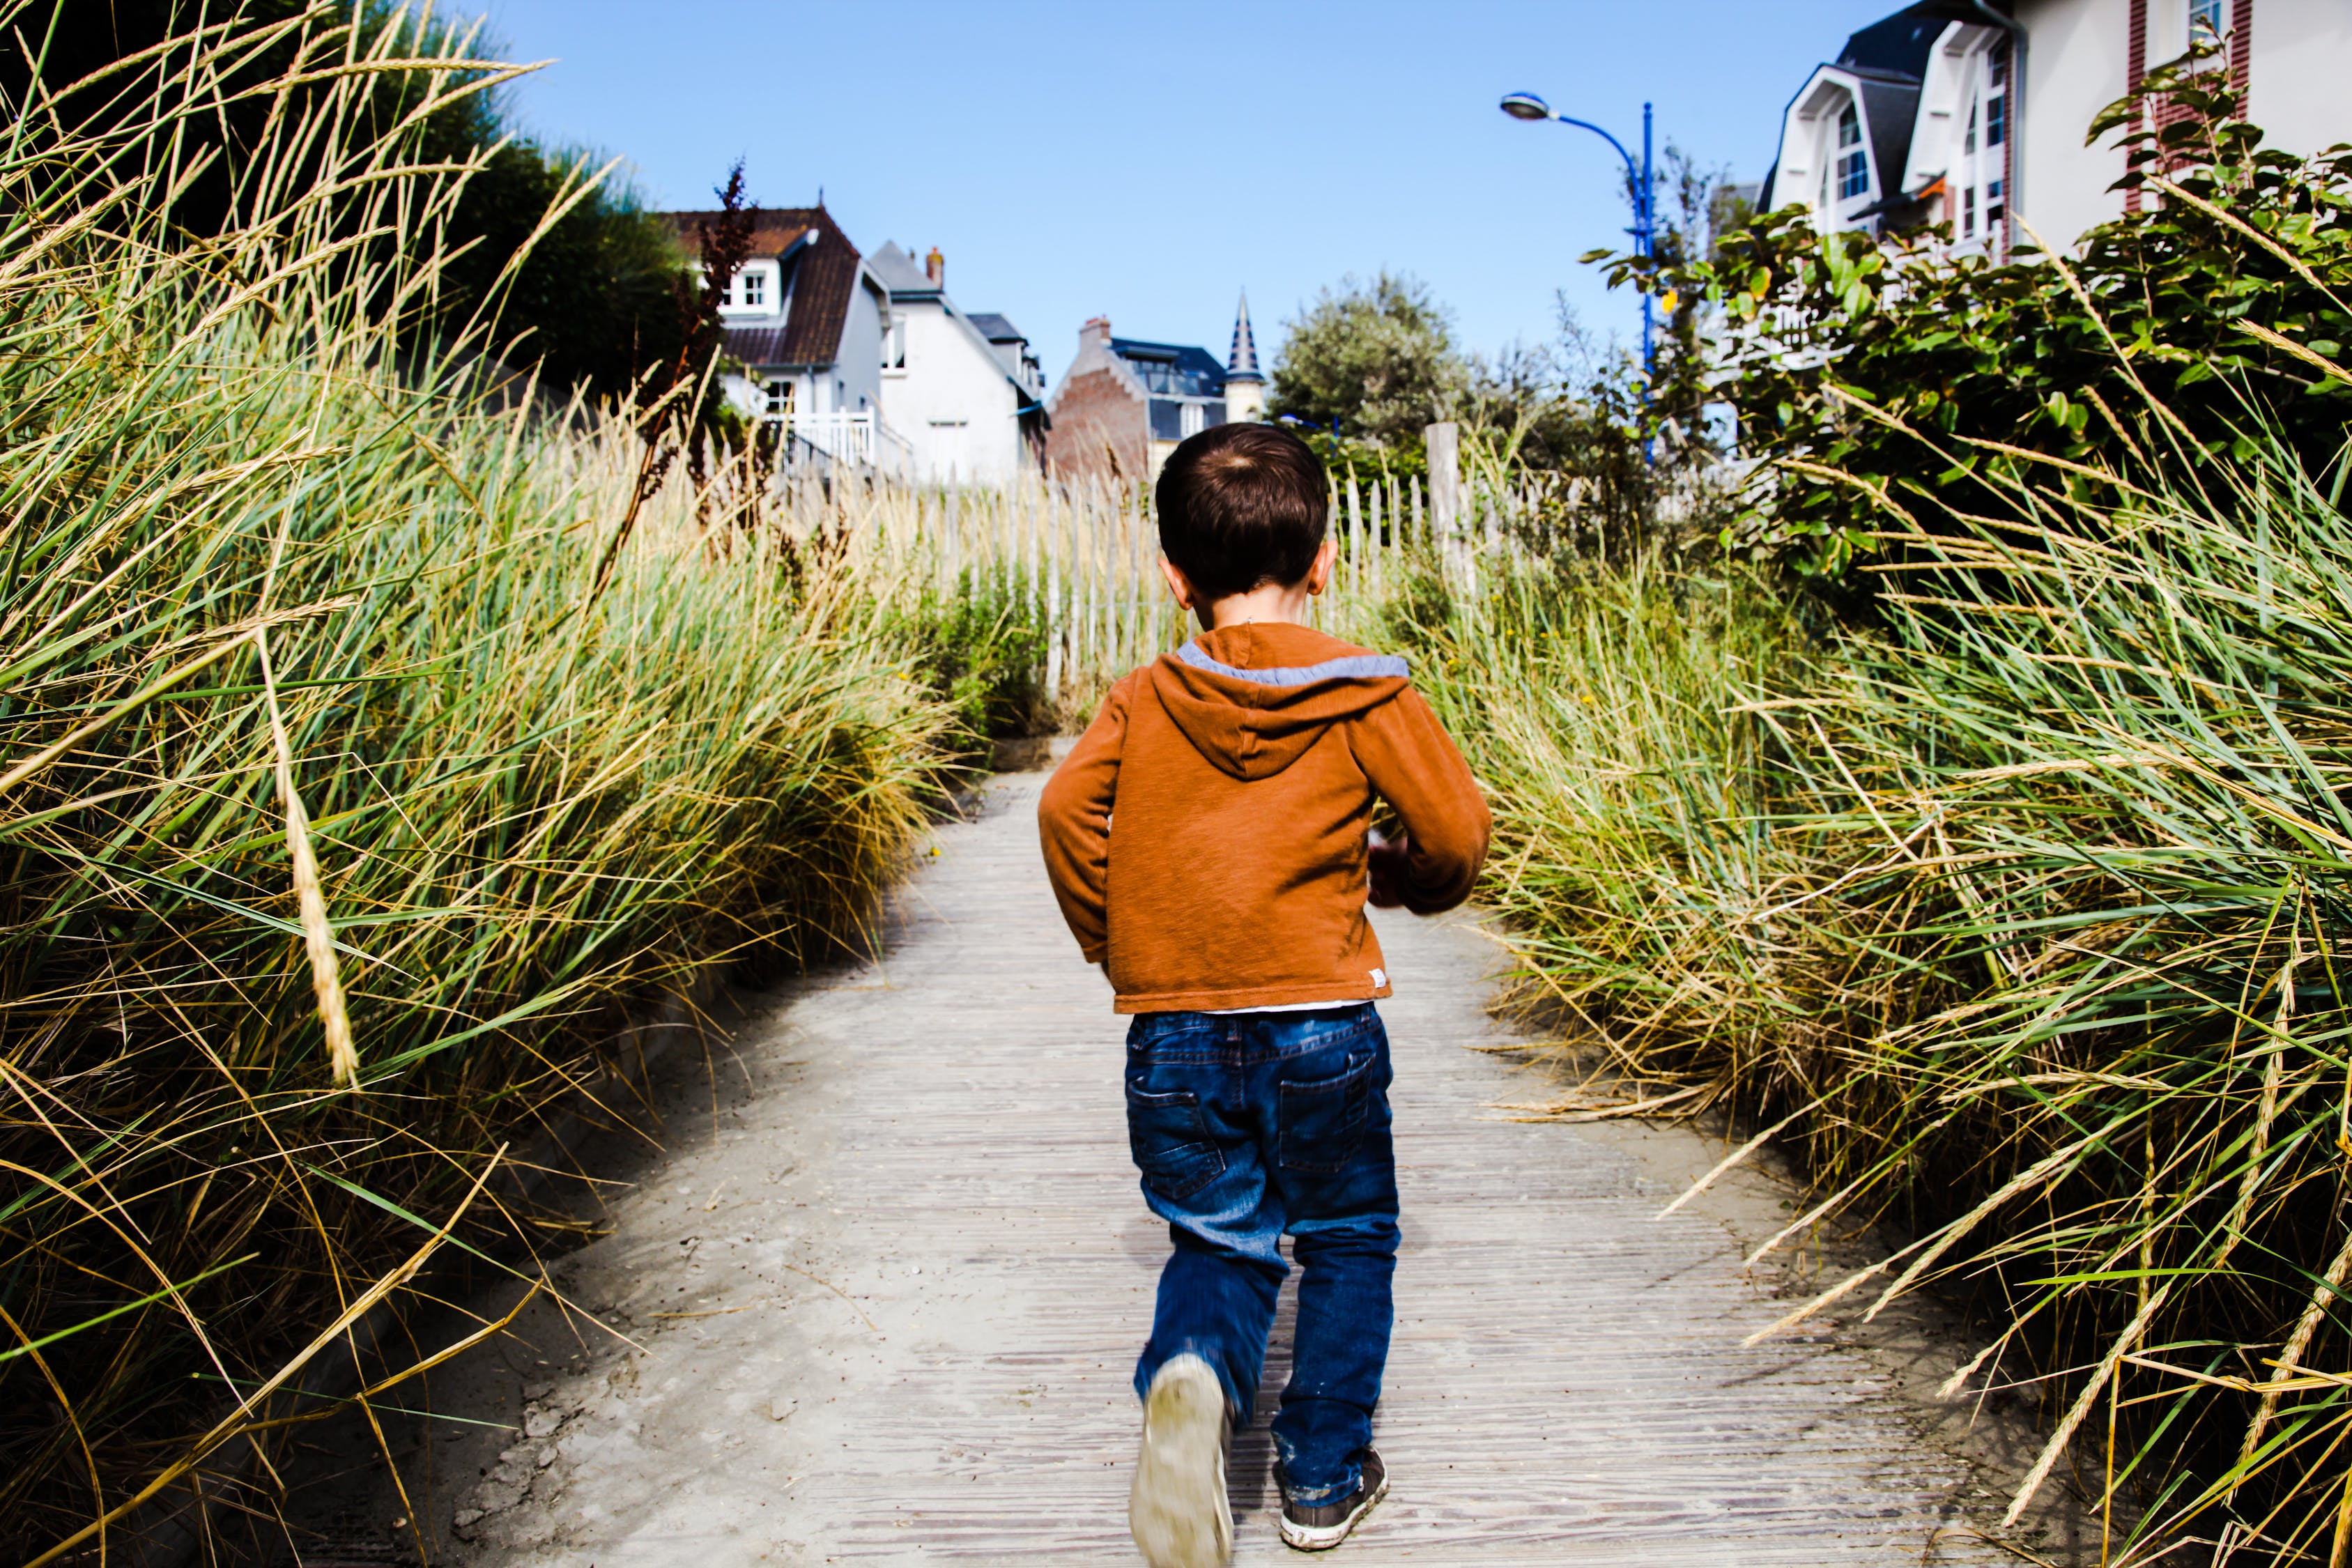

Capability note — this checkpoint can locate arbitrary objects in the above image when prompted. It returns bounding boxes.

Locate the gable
[670,205,866,368]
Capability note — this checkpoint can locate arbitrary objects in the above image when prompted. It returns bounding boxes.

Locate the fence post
[1426,421,1461,597]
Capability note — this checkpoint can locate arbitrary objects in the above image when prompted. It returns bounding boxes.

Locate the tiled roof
[1109,337,1226,398]
[867,241,934,294]
[966,312,1024,344]
[668,206,864,369]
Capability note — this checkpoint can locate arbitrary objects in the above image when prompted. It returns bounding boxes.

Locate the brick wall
[2126,0,2254,213]
[1043,367,1148,483]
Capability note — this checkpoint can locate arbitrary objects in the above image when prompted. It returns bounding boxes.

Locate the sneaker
[1279,1450,1388,1552]
[1129,1354,1233,1568]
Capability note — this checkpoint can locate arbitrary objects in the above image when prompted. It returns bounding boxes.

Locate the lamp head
[1499,92,1553,122]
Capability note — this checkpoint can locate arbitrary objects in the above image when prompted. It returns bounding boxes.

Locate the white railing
[770,410,914,475]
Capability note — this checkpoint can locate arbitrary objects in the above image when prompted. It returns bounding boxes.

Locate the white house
[1762,0,2352,256]
[867,242,1047,485]
[666,205,909,472]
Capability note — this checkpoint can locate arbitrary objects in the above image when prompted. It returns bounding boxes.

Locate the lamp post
[1500,91,1656,459]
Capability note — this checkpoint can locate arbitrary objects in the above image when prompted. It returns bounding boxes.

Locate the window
[1985,77,2006,147]
[882,318,906,370]
[763,378,792,417]
[719,261,778,316]
[2189,0,2224,47]
[1962,186,1976,237]
[1964,102,1977,156]
[1179,401,1206,438]
[1834,102,1869,201]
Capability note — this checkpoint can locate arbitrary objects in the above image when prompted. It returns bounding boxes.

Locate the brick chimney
[925,247,944,287]
[1081,315,1112,348]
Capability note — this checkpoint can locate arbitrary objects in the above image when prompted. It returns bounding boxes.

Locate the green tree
[1,0,693,407]
[1269,271,1466,445]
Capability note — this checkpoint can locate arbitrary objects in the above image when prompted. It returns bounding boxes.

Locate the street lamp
[1499,91,1657,458]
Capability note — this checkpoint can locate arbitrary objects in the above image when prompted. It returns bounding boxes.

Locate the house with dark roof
[665,205,905,470]
[867,242,1047,484]
[1043,298,1261,482]
[1762,1,2351,256]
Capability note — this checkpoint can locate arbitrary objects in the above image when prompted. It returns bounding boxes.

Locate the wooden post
[1426,421,1461,595]
[1355,470,1374,606]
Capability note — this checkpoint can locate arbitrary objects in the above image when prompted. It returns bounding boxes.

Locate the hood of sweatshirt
[1147,622,1409,782]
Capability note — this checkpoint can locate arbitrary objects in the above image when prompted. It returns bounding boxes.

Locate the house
[1761,0,2352,255]
[866,242,1048,485]
[1043,296,1263,482]
[664,204,909,472]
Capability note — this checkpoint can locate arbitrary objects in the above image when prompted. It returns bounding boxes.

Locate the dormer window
[1835,102,1870,200]
[718,261,781,316]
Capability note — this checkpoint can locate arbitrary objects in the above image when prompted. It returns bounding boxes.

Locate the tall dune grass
[0,9,953,1558]
[1417,421,2352,1556]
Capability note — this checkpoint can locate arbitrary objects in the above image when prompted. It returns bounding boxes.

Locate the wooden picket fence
[744,424,1737,711]
[760,468,1524,707]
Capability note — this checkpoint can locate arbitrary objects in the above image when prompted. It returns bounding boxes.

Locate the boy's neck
[1199,577,1315,631]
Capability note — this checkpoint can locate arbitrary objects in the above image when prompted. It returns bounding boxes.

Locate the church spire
[1224,290,1266,422]
[1226,291,1263,383]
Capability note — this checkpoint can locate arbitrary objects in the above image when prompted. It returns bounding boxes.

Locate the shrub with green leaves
[1629,68,2352,578]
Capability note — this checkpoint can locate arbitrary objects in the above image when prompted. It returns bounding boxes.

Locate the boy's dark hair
[1155,423,1328,601]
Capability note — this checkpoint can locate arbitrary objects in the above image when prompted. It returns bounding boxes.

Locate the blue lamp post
[1500,91,1657,458]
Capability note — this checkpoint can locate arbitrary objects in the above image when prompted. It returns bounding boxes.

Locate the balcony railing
[766,410,913,475]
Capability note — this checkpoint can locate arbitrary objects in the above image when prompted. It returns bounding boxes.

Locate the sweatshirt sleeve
[1353,684,1491,914]
[1037,677,1132,962]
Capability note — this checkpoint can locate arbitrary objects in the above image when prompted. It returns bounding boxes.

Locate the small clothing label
[1370,968,1387,987]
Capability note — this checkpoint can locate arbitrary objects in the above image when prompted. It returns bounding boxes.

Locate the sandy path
[433,768,2023,1567]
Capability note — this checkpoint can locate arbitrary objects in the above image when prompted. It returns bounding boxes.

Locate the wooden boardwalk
[452,769,2011,1567]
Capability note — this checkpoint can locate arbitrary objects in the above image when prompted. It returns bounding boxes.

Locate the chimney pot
[925,247,944,287]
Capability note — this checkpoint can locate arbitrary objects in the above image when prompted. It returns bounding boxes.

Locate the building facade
[868,243,1047,485]
[666,206,902,469]
[1043,295,1262,482]
[1761,0,2352,255]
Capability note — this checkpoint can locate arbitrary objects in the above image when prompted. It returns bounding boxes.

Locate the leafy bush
[1636,70,2352,578]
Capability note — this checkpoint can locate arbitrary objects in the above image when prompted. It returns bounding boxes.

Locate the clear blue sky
[470,0,1898,383]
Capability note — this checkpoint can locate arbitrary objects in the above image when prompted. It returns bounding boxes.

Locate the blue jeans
[1123,1004,1399,1507]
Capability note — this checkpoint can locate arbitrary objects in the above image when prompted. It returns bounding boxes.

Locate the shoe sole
[1279,1466,1390,1553]
[1130,1355,1232,1568]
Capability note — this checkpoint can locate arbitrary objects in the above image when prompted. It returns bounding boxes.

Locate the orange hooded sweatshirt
[1037,621,1491,1014]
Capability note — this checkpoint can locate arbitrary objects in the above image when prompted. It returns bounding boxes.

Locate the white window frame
[718,261,781,317]
[1832,101,1870,203]
[2149,0,2229,68]
[1179,401,1207,439]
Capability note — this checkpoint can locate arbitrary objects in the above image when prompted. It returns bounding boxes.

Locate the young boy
[1038,423,1491,1565]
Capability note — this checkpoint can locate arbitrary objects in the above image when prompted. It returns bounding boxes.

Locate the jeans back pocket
[1125,1086,1225,1199]
[1278,1050,1372,1175]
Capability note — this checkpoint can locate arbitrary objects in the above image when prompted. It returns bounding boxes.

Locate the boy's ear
[1158,555,1198,610]
[1305,537,1339,597]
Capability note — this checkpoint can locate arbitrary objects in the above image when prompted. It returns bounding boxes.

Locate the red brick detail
[1043,368,1148,483]
[2130,0,2252,190]
[2127,0,2149,211]
[2231,0,2253,109]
